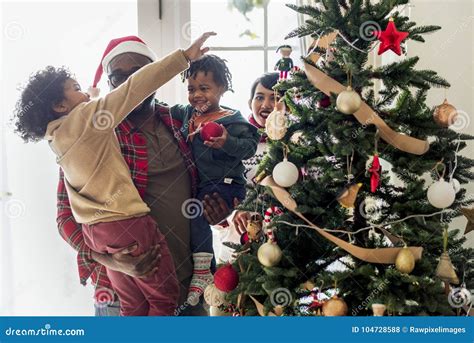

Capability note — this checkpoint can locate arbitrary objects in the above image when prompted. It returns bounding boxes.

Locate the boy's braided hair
[182,54,233,92]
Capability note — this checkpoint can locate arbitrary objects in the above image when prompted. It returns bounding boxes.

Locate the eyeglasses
[108,67,141,87]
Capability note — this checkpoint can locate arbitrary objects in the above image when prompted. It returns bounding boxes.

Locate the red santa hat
[88,35,157,97]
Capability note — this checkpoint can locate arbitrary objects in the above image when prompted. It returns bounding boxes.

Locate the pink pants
[279,70,289,79]
[83,215,179,316]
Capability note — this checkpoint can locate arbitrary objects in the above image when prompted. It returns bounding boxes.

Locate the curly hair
[182,54,233,92]
[12,66,72,142]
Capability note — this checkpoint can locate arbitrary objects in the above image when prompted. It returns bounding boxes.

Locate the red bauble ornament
[214,264,239,292]
[374,18,409,56]
[240,232,249,245]
[318,95,331,108]
[200,122,224,141]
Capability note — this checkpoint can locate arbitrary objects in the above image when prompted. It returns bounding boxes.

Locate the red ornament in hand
[374,18,409,56]
[214,264,239,292]
[240,232,249,245]
[200,122,224,141]
[369,154,381,193]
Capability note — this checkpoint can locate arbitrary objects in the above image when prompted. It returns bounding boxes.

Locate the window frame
[138,0,307,105]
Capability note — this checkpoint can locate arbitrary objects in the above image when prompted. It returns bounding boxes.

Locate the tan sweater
[45,50,189,224]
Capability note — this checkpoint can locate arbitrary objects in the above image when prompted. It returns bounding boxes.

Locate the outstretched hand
[183,31,216,62]
[202,193,238,225]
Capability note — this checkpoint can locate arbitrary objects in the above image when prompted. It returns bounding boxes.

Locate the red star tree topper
[374,18,409,55]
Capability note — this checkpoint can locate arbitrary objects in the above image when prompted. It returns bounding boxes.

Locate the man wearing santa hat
[56,35,208,316]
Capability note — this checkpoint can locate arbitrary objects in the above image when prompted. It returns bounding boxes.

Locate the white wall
[0,0,138,316]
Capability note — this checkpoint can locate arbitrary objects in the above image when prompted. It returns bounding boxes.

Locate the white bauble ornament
[427,178,456,208]
[204,284,226,307]
[209,306,232,316]
[273,158,299,187]
[451,178,461,193]
[265,109,287,140]
[290,130,304,144]
[336,86,361,115]
[257,241,283,267]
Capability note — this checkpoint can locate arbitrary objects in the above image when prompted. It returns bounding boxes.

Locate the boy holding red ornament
[170,54,260,306]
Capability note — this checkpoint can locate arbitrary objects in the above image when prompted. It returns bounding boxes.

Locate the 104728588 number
[351,326,401,333]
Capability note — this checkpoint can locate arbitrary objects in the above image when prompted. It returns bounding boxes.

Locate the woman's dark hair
[182,54,233,92]
[249,72,279,100]
[12,66,72,142]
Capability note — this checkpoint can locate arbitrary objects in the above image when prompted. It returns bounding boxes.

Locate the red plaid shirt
[56,103,198,295]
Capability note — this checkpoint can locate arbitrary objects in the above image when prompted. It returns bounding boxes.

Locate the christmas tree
[207,0,474,316]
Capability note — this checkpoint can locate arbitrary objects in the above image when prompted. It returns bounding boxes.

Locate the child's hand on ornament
[233,210,251,235]
[203,125,228,149]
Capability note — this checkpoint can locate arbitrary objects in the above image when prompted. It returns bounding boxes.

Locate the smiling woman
[1,0,138,315]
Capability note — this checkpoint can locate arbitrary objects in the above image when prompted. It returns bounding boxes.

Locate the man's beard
[128,93,156,120]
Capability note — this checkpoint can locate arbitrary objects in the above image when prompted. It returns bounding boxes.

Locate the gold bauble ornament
[273,305,284,316]
[433,98,458,127]
[337,183,362,208]
[265,109,287,140]
[435,252,460,284]
[204,284,226,307]
[336,86,361,115]
[395,246,416,274]
[257,240,283,267]
[246,216,263,241]
[322,295,348,316]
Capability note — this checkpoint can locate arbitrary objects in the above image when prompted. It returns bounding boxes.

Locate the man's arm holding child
[56,169,161,279]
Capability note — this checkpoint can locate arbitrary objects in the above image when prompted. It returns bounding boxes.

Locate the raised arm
[84,32,216,130]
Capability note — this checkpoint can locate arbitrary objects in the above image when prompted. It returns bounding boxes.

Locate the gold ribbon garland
[260,176,423,264]
[304,32,429,156]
